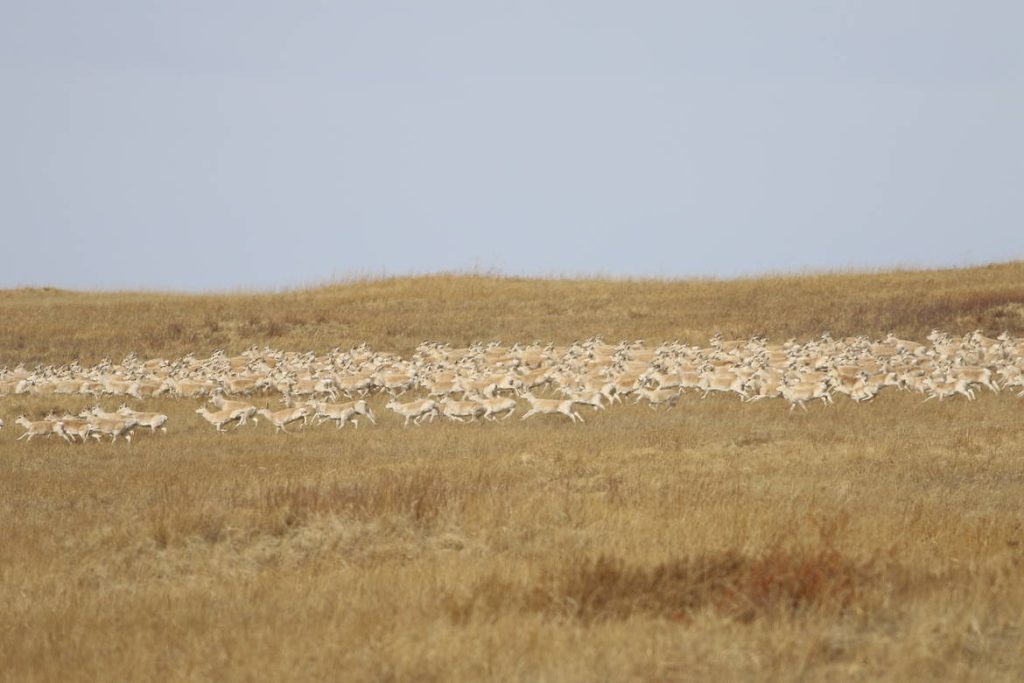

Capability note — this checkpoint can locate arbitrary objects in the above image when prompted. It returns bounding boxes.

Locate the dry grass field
[2,263,1024,681]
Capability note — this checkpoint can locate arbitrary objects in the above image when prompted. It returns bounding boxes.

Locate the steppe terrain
[3,263,1024,681]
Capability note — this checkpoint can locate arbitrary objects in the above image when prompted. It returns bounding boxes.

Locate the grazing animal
[385,398,439,427]
[117,406,168,433]
[520,393,584,423]
[87,417,137,443]
[781,381,832,413]
[71,409,139,442]
[208,395,259,427]
[953,366,1000,393]
[333,374,374,397]
[479,396,517,421]
[16,416,66,442]
[922,377,975,402]
[81,406,121,422]
[700,371,749,400]
[56,418,96,443]
[379,372,416,396]
[441,398,486,422]
[633,387,681,409]
[308,399,375,429]
[337,399,376,425]
[195,407,243,432]
[257,406,312,433]
[561,389,606,411]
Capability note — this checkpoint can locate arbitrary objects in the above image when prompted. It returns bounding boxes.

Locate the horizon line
[2,258,1022,297]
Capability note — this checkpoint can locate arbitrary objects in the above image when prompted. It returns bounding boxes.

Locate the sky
[2,1,1022,291]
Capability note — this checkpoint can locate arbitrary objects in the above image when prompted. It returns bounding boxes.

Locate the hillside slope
[3,262,1024,681]
[3,261,1024,365]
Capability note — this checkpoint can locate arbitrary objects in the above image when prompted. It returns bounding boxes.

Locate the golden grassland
[4,261,1024,366]
[2,263,1024,681]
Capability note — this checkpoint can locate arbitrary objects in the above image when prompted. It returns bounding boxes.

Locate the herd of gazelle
[2,330,1022,442]
[8,406,166,444]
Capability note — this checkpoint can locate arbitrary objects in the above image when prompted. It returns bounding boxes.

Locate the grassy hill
[2,262,1023,682]
[3,260,1024,366]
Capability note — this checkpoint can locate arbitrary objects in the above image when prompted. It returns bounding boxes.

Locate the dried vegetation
[2,263,1024,681]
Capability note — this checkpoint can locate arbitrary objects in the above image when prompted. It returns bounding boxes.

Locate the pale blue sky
[2,1,1022,290]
